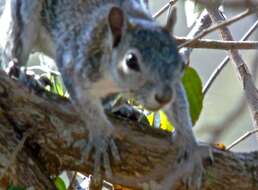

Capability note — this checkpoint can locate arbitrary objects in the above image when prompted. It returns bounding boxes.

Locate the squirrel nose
[154,85,173,105]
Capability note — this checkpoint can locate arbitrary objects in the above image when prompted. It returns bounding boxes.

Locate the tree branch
[176,37,258,50]
[227,129,258,150]
[207,6,258,143]
[153,0,177,19]
[202,19,258,95]
[0,71,257,189]
[197,0,258,9]
[179,10,212,64]
[178,8,257,49]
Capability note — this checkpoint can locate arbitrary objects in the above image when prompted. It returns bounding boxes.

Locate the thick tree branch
[0,71,257,190]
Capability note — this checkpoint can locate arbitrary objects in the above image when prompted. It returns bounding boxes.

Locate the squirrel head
[107,6,184,111]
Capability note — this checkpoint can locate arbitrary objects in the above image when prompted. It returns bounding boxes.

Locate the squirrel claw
[79,134,120,187]
[109,138,121,162]
[177,143,213,190]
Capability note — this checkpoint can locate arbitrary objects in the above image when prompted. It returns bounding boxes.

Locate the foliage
[45,72,67,97]
[54,177,66,190]
[182,67,203,125]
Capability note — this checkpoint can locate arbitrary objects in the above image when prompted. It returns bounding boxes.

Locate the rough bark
[0,70,257,190]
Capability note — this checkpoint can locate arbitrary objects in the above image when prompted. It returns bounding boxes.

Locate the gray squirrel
[0,0,211,189]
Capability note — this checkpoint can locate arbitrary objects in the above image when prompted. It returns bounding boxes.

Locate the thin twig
[198,0,258,9]
[178,8,257,49]
[201,44,258,143]
[176,38,258,49]
[227,129,258,150]
[179,10,212,63]
[207,7,258,142]
[202,19,258,95]
[152,0,177,19]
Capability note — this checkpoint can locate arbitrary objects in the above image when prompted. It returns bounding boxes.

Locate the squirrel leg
[164,82,213,189]
[86,131,120,189]
[82,119,120,189]
[71,97,120,189]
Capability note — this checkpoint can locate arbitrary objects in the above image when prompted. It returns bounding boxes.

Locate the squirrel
[0,0,211,189]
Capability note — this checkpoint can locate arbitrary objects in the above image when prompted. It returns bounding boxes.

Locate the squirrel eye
[126,53,140,72]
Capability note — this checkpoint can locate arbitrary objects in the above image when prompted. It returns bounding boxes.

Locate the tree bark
[0,70,257,190]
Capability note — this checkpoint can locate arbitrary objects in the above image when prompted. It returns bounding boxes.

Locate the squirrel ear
[164,6,177,34]
[108,7,125,47]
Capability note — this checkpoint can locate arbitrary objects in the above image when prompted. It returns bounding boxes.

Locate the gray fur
[0,0,210,189]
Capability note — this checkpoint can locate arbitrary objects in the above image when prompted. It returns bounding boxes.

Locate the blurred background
[150,0,258,152]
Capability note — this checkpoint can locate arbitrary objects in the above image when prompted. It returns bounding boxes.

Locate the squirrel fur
[0,0,211,189]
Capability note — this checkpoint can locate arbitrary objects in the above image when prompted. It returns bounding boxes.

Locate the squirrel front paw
[76,131,120,189]
[176,142,213,190]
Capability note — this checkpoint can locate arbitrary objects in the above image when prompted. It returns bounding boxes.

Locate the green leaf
[7,186,25,190]
[53,75,65,96]
[46,73,68,97]
[54,176,66,190]
[182,67,203,125]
